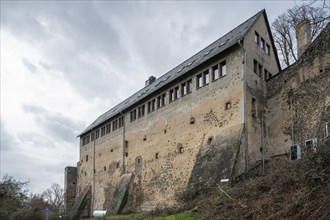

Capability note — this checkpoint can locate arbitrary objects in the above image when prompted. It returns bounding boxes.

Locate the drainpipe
[261,112,265,174]
[238,40,249,172]
[119,111,126,174]
[90,128,96,216]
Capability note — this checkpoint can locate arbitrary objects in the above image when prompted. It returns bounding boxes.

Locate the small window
[225,102,232,110]
[95,129,100,139]
[258,64,263,77]
[130,109,137,122]
[112,120,118,131]
[138,105,145,118]
[118,116,124,128]
[305,139,317,152]
[255,31,260,45]
[203,70,210,85]
[161,94,166,106]
[212,64,219,81]
[174,86,180,100]
[86,155,88,162]
[101,126,106,137]
[264,69,269,81]
[169,89,174,102]
[196,74,203,89]
[253,59,258,74]
[181,82,187,96]
[116,162,120,168]
[157,96,162,108]
[326,122,329,138]
[148,99,156,113]
[91,132,95,141]
[266,44,270,55]
[207,137,213,145]
[290,145,302,161]
[106,124,111,134]
[155,153,159,159]
[261,38,265,50]
[220,61,226,77]
[104,166,106,171]
[187,79,192,93]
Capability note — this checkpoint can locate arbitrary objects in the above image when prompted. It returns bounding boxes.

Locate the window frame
[220,61,227,77]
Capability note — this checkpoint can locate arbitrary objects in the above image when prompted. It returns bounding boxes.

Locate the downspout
[238,40,249,172]
[261,112,265,174]
[119,111,126,174]
[90,128,96,215]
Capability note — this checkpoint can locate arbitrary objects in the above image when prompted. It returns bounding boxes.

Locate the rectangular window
[138,105,145,118]
[130,110,136,122]
[220,61,227,77]
[212,64,219,81]
[106,124,111,134]
[253,59,258,74]
[112,120,118,131]
[261,38,265,50]
[101,126,106,137]
[196,74,203,89]
[161,94,166,106]
[326,122,329,138]
[258,64,263,77]
[187,79,192,93]
[152,99,156,111]
[174,86,179,100]
[203,70,210,85]
[181,82,187,96]
[118,116,124,128]
[82,137,87,145]
[95,129,100,139]
[157,96,162,108]
[169,89,174,102]
[148,99,156,113]
[255,31,260,45]
[91,132,95,141]
[266,44,270,55]
[264,69,269,80]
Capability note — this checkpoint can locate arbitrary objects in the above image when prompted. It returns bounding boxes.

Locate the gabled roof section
[78,9,265,137]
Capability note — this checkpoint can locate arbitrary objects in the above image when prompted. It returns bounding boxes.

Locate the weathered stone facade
[64,10,330,218]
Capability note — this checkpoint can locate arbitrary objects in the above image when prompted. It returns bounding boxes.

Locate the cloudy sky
[1,1,300,194]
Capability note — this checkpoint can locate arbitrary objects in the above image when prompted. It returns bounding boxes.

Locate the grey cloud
[23,104,85,143]
[22,58,38,73]
[0,120,20,152]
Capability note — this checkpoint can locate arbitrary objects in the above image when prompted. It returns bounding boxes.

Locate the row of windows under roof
[82,116,124,146]
[130,60,227,123]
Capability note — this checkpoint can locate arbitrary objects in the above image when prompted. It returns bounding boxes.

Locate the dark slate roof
[78,9,265,137]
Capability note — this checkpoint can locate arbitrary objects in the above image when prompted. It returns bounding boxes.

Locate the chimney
[296,20,311,58]
[145,76,156,87]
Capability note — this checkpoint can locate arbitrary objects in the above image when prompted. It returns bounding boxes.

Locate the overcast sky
[1,1,299,194]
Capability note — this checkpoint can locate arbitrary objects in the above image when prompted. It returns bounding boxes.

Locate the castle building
[64,9,330,219]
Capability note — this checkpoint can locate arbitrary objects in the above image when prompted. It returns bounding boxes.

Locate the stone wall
[64,166,77,217]
[266,23,330,157]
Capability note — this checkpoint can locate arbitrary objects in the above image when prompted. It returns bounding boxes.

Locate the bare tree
[43,183,64,218]
[272,3,329,68]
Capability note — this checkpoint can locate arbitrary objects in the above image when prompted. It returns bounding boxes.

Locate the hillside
[106,139,330,220]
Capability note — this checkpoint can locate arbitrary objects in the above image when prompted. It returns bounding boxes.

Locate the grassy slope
[106,141,330,220]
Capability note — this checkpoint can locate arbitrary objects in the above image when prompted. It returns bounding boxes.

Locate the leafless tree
[272,3,329,68]
[43,183,64,218]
